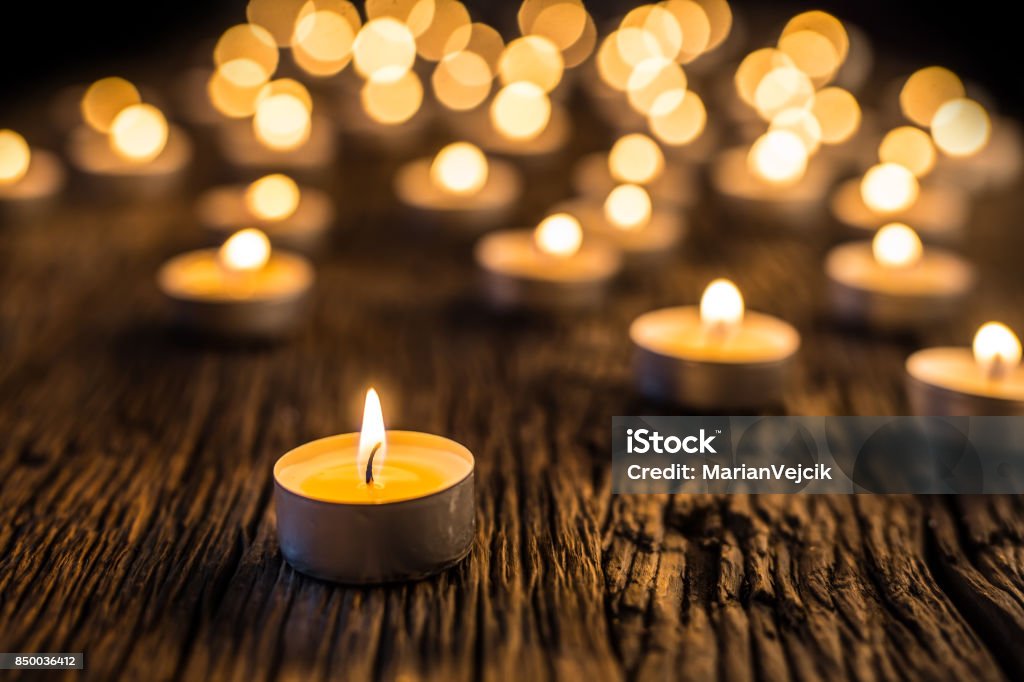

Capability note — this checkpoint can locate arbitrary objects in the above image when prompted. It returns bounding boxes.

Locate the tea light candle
[157,228,314,339]
[557,184,685,263]
[217,114,336,177]
[825,223,974,330]
[274,388,475,583]
[829,175,968,244]
[475,212,621,311]
[631,279,800,408]
[450,83,570,161]
[394,142,522,231]
[710,134,836,228]
[906,322,1024,415]
[195,173,334,253]
[68,103,191,195]
[0,130,64,214]
[571,136,698,210]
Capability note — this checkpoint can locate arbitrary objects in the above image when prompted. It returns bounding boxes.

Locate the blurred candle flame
[534,213,582,257]
[872,223,923,269]
[700,278,744,340]
[219,228,271,272]
[973,322,1022,382]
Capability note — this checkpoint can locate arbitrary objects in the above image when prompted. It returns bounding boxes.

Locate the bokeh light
[81,77,141,134]
[810,86,861,144]
[430,142,489,195]
[872,222,923,268]
[0,130,31,185]
[747,130,808,186]
[219,228,272,271]
[353,17,417,80]
[254,92,311,150]
[432,50,492,111]
[860,163,919,213]
[609,133,665,184]
[878,126,936,177]
[490,82,551,141]
[931,98,991,157]
[534,212,583,257]
[604,184,652,230]
[109,103,169,162]
[246,174,300,221]
[648,90,706,146]
[361,70,424,125]
[498,35,564,93]
[900,66,965,128]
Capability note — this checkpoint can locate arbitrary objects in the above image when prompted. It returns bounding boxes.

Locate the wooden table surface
[2,75,1024,682]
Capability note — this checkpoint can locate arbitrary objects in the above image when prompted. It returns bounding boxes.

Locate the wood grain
[1,79,1024,682]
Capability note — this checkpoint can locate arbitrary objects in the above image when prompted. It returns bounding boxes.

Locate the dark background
[0,1,1019,115]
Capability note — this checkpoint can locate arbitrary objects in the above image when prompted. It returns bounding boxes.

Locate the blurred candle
[475,212,621,311]
[157,228,314,339]
[825,222,974,330]
[195,174,334,253]
[0,129,64,213]
[394,141,521,230]
[631,279,800,408]
[906,322,1024,415]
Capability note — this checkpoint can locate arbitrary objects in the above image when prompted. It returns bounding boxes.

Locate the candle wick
[986,355,1006,383]
[365,442,382,485]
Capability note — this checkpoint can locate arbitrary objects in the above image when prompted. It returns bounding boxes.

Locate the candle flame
[603,184,652,230]
[245,173,300,221]
[109,103,169,162]
[860,163,919,214]
[357,388,388,485]
[747,130,807,186]
[534,212,582,257]
[430,142,489,195]
[973,322,1022,382]
[872,223,923,269]
[700,278,744,338]
[253,93,311,151]
[490,81,551,141]
[219,228,271,272]
[609,133,664,184]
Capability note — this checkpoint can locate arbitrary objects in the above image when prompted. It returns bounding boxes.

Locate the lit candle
[274,388,476,583]
[825,223,974,330]
[393,142,522,231]
[556,184,685,263]
[195,173,334,253]
[449,82,570,161]
[710,133,836,228]
[0,129,65,214]
[829,175,969,244]
[157,228,314,339]
[571,133,699,210]
[474,212,621,311]
[68,82,192,195]
[906,323,1024,415]
[630,278,800,408]
[217,79,335,176]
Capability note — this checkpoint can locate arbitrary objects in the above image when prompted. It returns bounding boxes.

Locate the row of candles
[2,0,1023,585]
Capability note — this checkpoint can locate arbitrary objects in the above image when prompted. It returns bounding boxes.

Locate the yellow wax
[298,452,464,503]
[275,432,475,505]
[157,249,313,302]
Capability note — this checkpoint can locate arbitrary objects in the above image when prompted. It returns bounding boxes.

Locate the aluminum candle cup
[830,178,969,244]
[630,280,800,409]
[557,198,684,265]
[710,146,836,229]
[394,146,522,232]
[157,230,314,340]
[906,350,1024,416]
[474,214,622,312]
[273,431,476,584]
[195,183,334,254]
[67,124,191,196]
[217,115,336,178]
[0,149,65,218]
[825,227,974,331]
